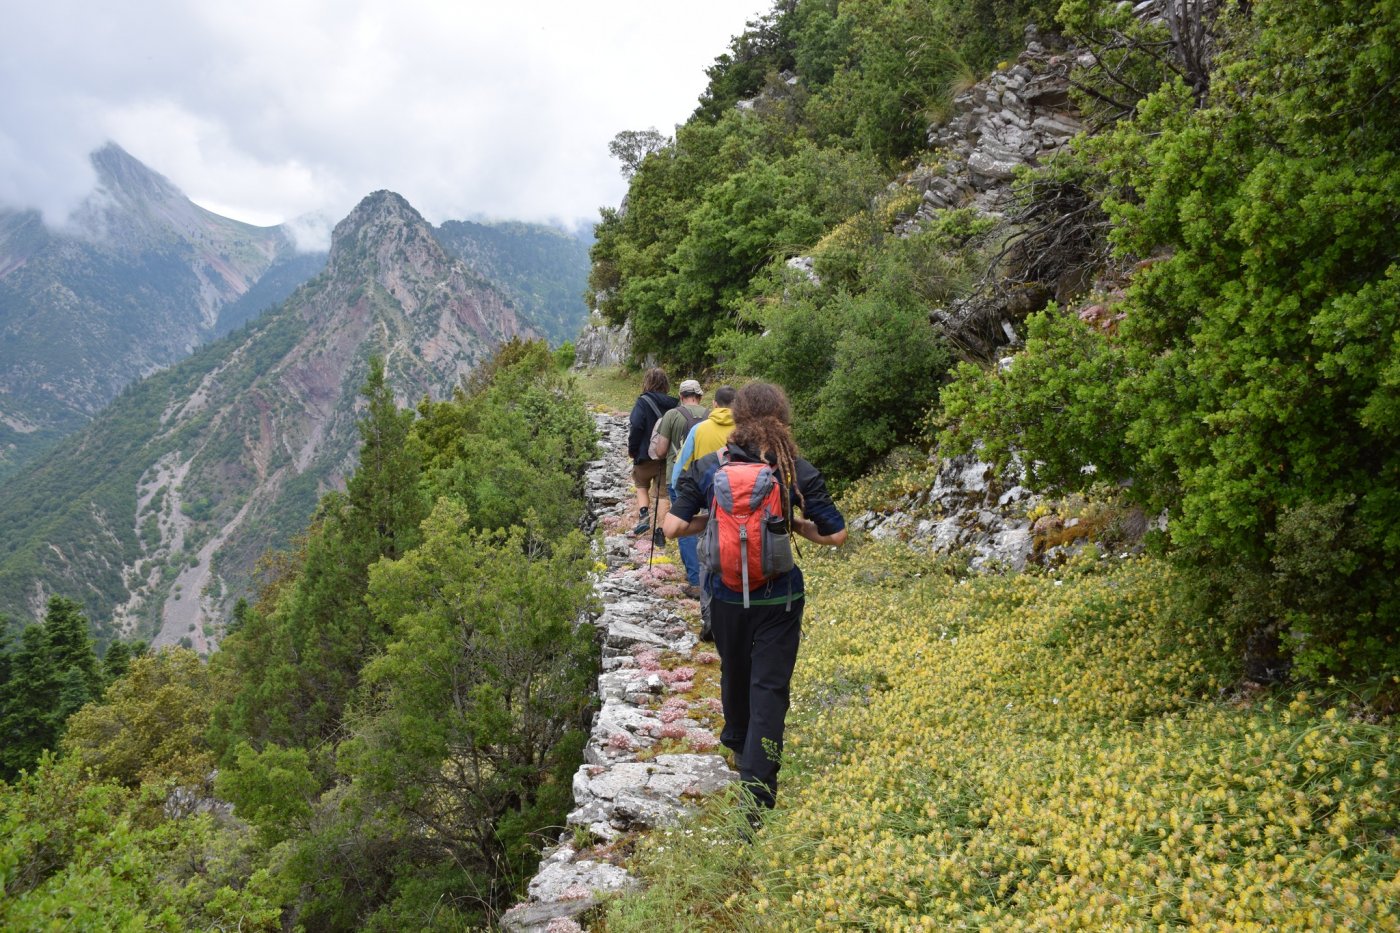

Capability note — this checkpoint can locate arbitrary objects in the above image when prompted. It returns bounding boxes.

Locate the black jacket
[627,391,679,463]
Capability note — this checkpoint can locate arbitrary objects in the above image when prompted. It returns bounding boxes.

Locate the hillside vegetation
[0,342,601,929]
[587,0,1399,926]
[592,0,1400,684]
[604,546,1400,930]
[1,0,1397,929]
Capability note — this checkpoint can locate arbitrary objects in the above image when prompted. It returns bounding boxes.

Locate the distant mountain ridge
[0,145,593,481]
[0,144,307,478]
[0,189,525,647]
[433,219,591,345]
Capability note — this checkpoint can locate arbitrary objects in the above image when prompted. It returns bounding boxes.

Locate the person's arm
[670,423,699,488]
[794,458,848,547]
[790,517,847,547]
[662,511,707,538]
[664,458,708,538]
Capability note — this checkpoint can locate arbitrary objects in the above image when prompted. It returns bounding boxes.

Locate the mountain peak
[89,142,184,204]
[326,190,442,277]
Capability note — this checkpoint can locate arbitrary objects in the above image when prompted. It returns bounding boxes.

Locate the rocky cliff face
[895,30,1090,359]
[0,189,524,646]
[571,311,634,369]
[0,144,307,478]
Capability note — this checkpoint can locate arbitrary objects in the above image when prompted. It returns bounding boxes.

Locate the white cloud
[0,0,773,229]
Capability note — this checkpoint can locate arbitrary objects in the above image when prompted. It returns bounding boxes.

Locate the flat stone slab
[569,754,738,831]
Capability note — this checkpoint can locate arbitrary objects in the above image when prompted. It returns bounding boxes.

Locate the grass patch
[570,365,643,414]
[601,542,1400,930]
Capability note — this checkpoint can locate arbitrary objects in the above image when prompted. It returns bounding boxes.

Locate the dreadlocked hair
[641,367,669,394]
[730,382,806,512]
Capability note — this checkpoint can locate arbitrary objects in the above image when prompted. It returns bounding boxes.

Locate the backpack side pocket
[760,512,795,578]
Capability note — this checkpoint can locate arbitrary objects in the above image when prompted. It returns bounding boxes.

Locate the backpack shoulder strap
[681,405,707,433]
[639,395,662,420]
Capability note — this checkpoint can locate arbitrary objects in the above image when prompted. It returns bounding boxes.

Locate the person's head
[732,382,792,428]
[713,385,737,408]
[730,382,803,503]
[641,367,669,394]
[679,378,703,402]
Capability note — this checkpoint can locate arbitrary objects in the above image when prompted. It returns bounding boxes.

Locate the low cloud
[0,0,770,229]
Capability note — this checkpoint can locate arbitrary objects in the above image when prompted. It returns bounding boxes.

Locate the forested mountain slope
[0,190,524,645]
[434,219,592,345]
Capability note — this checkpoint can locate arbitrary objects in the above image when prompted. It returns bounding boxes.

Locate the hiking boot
[631,507,650,536]
[652,528,666,549]
[681,583,701,600]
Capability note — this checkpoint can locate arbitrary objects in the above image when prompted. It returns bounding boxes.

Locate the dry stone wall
[501,412,735,933]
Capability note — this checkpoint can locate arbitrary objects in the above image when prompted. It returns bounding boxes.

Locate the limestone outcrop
[572,313,633,370]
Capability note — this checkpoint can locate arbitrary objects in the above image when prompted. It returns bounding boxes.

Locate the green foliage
[0,597,106,780]
[553,339,576,370]
[724,211,992,484]
[939,306,1131,490]
[939,0,1400,680]
[334,500,597,919]
[591,0,1049,377]
[213,359,430,767]
[416,339,597,542]
[61,648,217,790]
[201,338,599,926]
[214,742,317,847]
[0,753,283,931]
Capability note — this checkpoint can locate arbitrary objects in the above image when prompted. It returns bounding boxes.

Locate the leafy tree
[61,648,218,789]
[693,3,798,123]
[214,742,318,847]
[0,597,105,779]
[0,753,283,931]
[100,640,132,682]
[339,499,597,920]
[213,360,429,769]
[416,339,595,542]
[608,128,670,178]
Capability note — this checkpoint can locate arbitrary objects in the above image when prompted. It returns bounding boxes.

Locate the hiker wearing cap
[663,381,846,818]
[651,379,710,582]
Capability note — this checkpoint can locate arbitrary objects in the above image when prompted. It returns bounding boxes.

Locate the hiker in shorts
[627,368,678,546]
[663,381,847,817]
[650,379,710,596]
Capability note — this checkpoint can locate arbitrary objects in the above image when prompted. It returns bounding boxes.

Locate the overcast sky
[0,0,772,247]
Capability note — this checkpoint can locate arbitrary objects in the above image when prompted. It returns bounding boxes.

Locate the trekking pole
[648,489,658,571]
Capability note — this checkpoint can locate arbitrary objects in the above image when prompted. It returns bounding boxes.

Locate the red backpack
[703,449,795,608]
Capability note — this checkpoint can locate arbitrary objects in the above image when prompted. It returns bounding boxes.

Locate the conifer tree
[0,597,104,778]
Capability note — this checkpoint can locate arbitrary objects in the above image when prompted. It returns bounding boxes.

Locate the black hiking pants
[710,595,804,809]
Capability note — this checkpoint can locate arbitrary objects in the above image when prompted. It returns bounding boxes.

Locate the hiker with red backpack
[670,385,737,641]
[662,382,847,819]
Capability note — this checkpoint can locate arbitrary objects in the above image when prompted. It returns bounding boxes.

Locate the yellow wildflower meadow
[603,542,1399,932]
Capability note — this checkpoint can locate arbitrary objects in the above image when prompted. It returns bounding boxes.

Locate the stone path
[501,412,735,933]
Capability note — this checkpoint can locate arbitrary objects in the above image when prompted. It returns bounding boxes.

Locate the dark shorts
[631,460,669,498]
